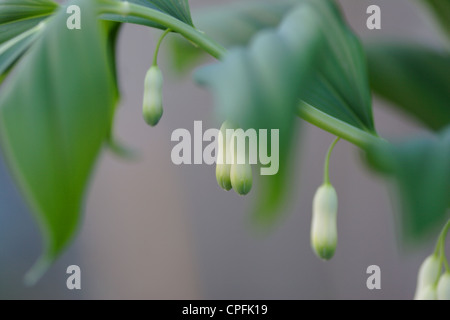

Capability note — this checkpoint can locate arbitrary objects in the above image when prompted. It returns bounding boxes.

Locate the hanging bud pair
[413,258,450,300]
[216,121,252,195]
[142,65,163,126]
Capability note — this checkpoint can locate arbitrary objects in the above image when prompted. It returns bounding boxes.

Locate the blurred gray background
[0,0,446,299]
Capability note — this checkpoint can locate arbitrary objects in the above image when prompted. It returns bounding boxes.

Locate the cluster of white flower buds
[216,121,253,195]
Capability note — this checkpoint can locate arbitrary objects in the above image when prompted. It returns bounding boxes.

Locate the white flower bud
[228,127,252,195]
[311,184,338,260]
[414,255,441,300]
[142,65,163,126]
[216,121,234,191]
[216,163,232,191]
[437,273,450,300]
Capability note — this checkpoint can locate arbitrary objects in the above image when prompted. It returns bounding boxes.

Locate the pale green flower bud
[414,255,441,300]
[230,162,252,195]
[142,65,163,126]
[437,273,450,300]
[216,163,232,191]
[311,183,338,260]
[216,121,234,191]
[229,131,252,195]
[227,126,253,195]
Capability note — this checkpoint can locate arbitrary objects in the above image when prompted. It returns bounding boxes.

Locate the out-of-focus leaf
[196,2,323,226]
[101,21,128,157]
[0,0,118,283]
[421,0,450,39]
[168,0,299,73]
[366,43,450,131]
[366,127,450,242]
[101,0,194,30]
[0,0,58,79]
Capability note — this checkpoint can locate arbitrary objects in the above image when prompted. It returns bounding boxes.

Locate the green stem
[434,219,450,274]
[153,28,171,66]
[323,137,340,184]
[298,103,381,150]
[98,0,226,59]
[442,241,450,273]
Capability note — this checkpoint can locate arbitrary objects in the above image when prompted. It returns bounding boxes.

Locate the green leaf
[421,0,450,39]
[101,0,194,30]
[0,0,58,79]
[168,0,298,73]
[0,0,118,283]
[366,127,450,242]
[366,43,450,131]
[298,0,375,134]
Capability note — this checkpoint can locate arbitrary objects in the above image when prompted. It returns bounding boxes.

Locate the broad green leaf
[366,43,450,131]
[101,0,194,30]
[0,0,58,79]
[298,0,375,134]
[421,0,450,39]
[168,0,299,73]
[0,0,118,282]
[366,127,450,242]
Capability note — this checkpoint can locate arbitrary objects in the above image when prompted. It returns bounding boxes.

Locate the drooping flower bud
[216,121,234,191]
[414,254,441,300]
[142,65,163,126]
[437,273,450,300]
[311,183,338,260]
[229,130,252,195]
[230,162,252,195]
